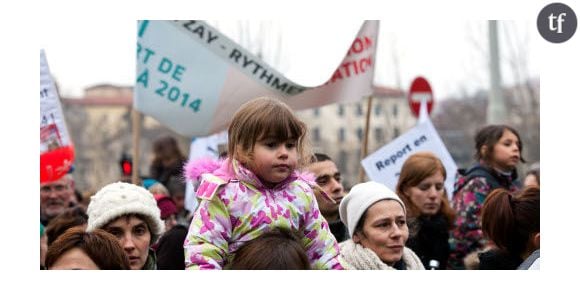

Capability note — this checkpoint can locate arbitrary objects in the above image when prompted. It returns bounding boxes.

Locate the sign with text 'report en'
[361,119,457,200]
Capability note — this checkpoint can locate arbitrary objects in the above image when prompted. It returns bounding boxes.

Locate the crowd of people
[40,96,540,270]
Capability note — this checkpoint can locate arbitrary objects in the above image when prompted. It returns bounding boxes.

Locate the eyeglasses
[40,184,68,193]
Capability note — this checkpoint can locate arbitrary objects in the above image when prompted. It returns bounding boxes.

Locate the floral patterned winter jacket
[183,158,343,270]
[447,164,520,269]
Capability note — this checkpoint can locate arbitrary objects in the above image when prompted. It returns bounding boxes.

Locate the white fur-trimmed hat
[86,182,165,243]
[339,181,406,237]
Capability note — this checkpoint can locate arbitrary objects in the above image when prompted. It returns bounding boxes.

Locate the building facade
[62,84,190,193]
[296,86,416,189]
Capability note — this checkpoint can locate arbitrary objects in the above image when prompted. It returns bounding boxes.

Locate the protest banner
[361,118,457,199]
[40,50,75,183]
[135,20,378,137]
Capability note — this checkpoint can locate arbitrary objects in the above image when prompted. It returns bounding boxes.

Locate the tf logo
[538,2,577,43]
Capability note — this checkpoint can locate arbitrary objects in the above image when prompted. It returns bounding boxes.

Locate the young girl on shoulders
[183,97,343,270]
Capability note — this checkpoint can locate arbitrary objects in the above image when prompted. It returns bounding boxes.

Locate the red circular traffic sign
[408,76,434,118]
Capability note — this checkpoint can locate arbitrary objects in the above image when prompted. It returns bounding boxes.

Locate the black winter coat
[406,213,450,270]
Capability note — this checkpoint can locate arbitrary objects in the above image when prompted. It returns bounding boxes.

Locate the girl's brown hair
[395,152,455,226]
[227,97,310,168]
[482,186,540,256]
[45,226,130,270]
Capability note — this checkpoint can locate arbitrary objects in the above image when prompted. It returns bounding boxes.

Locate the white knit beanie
[339,181,406,237]
[86,182,165,244]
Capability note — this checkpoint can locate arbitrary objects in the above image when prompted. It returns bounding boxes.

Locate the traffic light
[120,154,133,176]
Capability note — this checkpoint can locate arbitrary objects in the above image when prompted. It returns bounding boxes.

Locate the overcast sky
[39,19,539,100]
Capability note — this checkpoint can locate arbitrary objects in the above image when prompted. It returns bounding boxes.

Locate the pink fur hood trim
[183,157,316,185]
[183,158,224,181]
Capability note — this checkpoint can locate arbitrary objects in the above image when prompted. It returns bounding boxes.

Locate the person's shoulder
[172,224,189,233]
[403,247,425,270]
[528,257,540,270]
[464,176,489,187]
[288,179,317,203]
[339,239,354,250]
[465,165,504,185]
[195,174,229,201]
[287,174,315,193]
[292,177,313,188]
[403,246,420,258]
[455,174,489,194]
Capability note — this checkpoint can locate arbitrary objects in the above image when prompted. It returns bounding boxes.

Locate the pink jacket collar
[184,157,316,191]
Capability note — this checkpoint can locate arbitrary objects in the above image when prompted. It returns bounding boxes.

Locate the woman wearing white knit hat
[338,181,424,270]
[86,182,164,270]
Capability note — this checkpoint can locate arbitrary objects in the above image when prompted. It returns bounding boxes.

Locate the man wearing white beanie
[338,181,424,270]
[86,182,165,270]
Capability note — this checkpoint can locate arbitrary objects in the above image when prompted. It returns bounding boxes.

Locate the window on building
[356,103,364,116]
[357,127,363,141]
[313,108,320,117]
[338,105,344,116]
[312,127,320,142]
[374,103,382,116]
[339,128,345,142]
[374,127,383,143]
[392,104,398,117]
[393,127,400,138]
[338,150,348,175]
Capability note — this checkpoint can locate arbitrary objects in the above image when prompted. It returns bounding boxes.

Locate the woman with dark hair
[449,124,525,269]
[396,152,455,270]
[479,186,540,269]
[338,182,424,270]
[230,229,311,270]
[46,226,130,270]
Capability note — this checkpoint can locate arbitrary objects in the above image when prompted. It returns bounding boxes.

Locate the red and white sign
[40,50,75,183]
[408,76,434,118]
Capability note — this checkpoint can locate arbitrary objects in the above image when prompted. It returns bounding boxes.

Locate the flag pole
[358,20,380,183]
[358,95,373,183]
[131,109,142,185]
